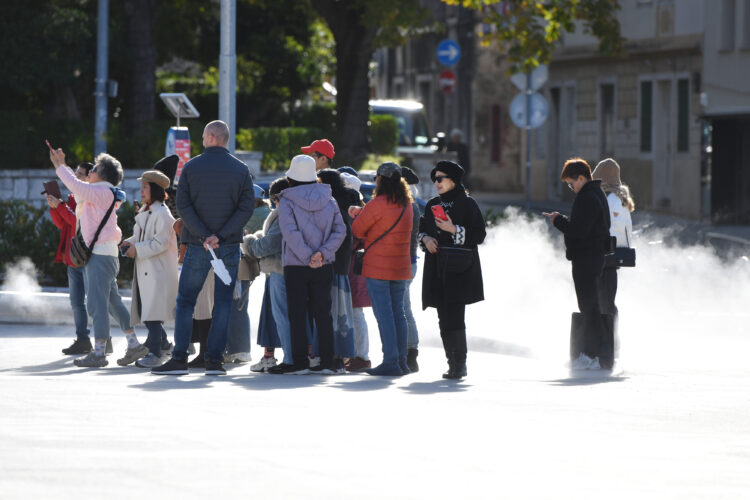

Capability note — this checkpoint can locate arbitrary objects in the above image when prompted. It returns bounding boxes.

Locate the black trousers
[597,266,618,316]
[571,256,605,358]
[437,302,467,358]
[284,264,334,368]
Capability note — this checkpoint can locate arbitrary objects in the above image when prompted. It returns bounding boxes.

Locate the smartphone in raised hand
[431,205,448,221]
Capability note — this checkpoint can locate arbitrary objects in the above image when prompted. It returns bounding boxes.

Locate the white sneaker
[224,352,251,364]
[309,356,320,368]
[571,353,596,370]
[135,352,164,368]
[250,356,278,373]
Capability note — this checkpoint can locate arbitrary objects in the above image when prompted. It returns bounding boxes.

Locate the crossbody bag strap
[363,204,407,254]
[87,191,118,253]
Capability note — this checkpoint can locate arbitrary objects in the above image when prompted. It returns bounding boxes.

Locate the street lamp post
[219,0,237,154]
[94,0,109,155]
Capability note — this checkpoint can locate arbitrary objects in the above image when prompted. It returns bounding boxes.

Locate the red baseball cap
[301,139,335,159]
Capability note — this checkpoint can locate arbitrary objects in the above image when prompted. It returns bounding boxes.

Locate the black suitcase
[570,312,616,369]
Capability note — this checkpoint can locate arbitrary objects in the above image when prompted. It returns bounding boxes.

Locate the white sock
[125,332,139,349]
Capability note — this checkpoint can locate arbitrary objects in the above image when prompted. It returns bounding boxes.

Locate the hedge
[0,200,137,287]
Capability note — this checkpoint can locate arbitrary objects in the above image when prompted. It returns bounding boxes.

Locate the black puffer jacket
[419,187,486,308]
[330,187,357,275]
[553,179,612,261]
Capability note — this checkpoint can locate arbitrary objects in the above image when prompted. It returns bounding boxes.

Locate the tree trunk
[124,0,157,132]
[312,0,375,166]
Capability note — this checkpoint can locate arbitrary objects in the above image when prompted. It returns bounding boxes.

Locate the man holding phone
[543,158,612,370]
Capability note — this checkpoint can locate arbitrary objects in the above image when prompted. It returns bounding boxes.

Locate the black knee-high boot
[188,319,211,368]
[440,330,455,378]
[443,330,467,379]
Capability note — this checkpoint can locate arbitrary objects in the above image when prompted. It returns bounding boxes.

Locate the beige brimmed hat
[137,170,171,189]
[592,158,622,186]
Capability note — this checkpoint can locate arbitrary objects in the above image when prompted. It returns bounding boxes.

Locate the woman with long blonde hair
[592,158,634,329]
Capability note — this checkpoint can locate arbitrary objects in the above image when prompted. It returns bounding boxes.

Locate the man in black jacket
[544,158,611,370]
[154,120,255,376]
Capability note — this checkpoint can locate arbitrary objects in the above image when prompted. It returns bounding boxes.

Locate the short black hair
[560,158,592,181]
[287,178,316,188]
[269,177,290,198]
[77,162,94,175]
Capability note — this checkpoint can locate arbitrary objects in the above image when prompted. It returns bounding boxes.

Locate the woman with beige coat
[120,170,179,368]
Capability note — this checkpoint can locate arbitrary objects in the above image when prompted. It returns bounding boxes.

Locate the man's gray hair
[205,120,230,146]
[94,153,124,186]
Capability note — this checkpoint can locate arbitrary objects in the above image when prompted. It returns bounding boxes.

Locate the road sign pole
[525,71,532,211]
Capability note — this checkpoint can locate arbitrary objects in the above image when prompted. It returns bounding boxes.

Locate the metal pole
[525,71,532,211]
[94,0,109,155]
[219,0,237,153]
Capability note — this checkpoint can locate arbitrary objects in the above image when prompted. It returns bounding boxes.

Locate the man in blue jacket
[154,120,255,376]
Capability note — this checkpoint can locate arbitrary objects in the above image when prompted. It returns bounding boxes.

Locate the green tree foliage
[311,0,430,165]
[442,0,624,72]
[369,115,399,155]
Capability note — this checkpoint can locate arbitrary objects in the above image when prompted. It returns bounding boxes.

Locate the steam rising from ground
[1,258,41,295]
[409,208,750,371]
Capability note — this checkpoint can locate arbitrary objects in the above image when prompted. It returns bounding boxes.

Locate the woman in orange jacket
[350,162,413,376]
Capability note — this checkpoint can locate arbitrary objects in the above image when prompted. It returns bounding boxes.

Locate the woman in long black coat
[419,160,486,379]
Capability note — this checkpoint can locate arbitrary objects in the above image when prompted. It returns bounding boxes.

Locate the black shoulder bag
[353,204,407,275]
[605,226,636,268]
[69,192,118,268]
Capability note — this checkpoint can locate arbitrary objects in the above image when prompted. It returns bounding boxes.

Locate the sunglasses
[434,175,448,183]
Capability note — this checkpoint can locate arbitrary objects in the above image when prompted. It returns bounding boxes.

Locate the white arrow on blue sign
[436,39,461,66]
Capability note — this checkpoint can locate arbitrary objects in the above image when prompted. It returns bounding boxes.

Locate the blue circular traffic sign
[436,39,461,66]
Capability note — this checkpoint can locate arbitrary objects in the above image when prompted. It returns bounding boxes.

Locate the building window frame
[597,76,617,159]
[677,77,690,153]
[639,78,653,156]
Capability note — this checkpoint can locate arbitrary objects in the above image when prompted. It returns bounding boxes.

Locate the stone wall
[1,169,144,208]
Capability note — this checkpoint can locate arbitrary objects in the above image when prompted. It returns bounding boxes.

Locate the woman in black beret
[419,161,486,379]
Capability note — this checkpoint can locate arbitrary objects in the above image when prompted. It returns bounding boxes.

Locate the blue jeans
[405,261,419,349]
[67,266,89,340]
[365,278,408,365]
[85,254,131,342]
[269,272,293,364]
[172,244,240,363]
[226,279,251,355]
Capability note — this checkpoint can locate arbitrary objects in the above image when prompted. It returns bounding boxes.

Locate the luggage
[570,312,616,369]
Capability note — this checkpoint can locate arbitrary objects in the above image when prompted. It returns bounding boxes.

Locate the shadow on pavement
[327,376,394,392]
[547,370,629,386]
[0,357,76,375]
[399,380,471,394]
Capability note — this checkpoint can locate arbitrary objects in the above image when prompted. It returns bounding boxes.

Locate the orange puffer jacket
[352,195,413,281]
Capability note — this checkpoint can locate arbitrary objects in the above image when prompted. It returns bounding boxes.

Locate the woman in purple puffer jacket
[276,155,347,375]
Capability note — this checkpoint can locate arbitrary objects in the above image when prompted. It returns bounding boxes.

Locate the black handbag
[353,204,407,275]
[437,246,474,276]
[69,192,117,268]
[605,227,636,268]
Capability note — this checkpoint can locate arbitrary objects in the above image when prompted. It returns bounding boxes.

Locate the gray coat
[176,146,255,245]
[243,210,283,275]
[277,183,346,267]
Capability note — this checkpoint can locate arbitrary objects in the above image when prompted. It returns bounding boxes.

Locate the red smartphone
[45,139,54,152]
[431,205,448,221]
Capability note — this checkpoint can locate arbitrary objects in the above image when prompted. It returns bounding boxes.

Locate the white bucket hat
[340,172,362,192]
[285,155,317,182]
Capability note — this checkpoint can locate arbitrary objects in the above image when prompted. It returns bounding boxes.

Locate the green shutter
[640,81,652,152]
[677,79,689,152]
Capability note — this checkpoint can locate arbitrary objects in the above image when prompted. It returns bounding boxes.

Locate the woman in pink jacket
[50,148,148,368]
